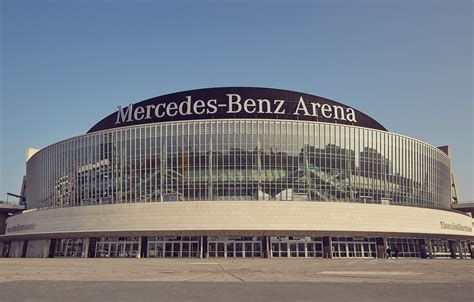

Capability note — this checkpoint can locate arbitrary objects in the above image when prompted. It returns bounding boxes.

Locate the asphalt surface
[0,258,473,302]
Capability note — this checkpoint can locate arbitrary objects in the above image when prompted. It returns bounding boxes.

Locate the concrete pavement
[0,258,472,301]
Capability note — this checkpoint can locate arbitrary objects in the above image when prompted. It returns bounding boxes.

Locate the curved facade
[27,120,450,210]
[1,87,472,259]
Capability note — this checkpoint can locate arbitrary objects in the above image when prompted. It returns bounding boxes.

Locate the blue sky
[1,0,472,202]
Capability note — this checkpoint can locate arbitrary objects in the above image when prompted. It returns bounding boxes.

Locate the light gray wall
[2,202,473,240]
[8,240,24,258]
[25,239,49,258]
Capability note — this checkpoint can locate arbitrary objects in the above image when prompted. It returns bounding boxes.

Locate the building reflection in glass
[27,120,451,210]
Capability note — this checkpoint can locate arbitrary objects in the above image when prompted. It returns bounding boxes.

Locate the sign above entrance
[87,87,387,133]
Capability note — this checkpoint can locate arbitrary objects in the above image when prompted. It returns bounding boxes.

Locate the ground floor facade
[1,201,472,259]
[1,235,472,259]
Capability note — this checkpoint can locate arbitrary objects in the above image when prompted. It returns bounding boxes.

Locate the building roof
[0,201,25,214]
[452,202,474,216]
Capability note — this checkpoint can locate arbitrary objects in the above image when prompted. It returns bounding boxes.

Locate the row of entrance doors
[331,237,378,258]
[208,240,262,258]
[145,237,380,258]
[147,237,263,258]
[48,236,473,259]
[146,237,325,258]
[271,239,323,258]
[148,237,200,258]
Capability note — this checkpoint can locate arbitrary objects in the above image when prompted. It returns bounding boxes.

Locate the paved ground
[0,258,473,301]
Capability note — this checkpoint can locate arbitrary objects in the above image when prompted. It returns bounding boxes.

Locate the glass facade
[429,239,452,259]
[94,237,139,258]
[387,237,422,258]
[459,241,472,259]
[147,236,200,258]
[54,238,84,257]
[331,237,378,258]
[271,236,323,258]
[208,236,262,258]
[26,120,451,210]
[44,236,471,259]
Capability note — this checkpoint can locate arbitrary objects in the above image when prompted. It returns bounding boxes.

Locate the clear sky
[1,0,473,202]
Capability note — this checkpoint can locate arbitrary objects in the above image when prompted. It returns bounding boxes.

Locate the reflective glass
[27,120,451,210]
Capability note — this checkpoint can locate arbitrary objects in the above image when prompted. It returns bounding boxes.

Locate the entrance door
[290,243,297,257]
[208,237,262,258]
[235,243,243,257]
[217,242,225,257]
[226,242,234,258]
[208,242,217,257]
[182,242,190,257]
[165,243,173,257]
[331,237,377,258]
[245,242,252,257]
[156,243,164,257]
[148,238,199,258]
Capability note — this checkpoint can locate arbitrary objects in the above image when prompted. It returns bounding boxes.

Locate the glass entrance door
[147,237,200,258]
[95,237,139,258]
[331,237,377,258]
[271,237,323,258]
[207,237,262,258]
[430,239,451,259]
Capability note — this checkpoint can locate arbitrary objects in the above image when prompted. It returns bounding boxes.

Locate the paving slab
[0,258,473,301]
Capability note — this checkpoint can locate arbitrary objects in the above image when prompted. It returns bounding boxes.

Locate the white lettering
[257,99,272,114]
[293,97,310,116]
[193,99,206,114]
[346,108,357,122]
[133,106,145,120]
[274,99,286,114]
[321,104,333,118]
[227,94,242,113]
[115,104,133,124]
[178,96,192,116]
[114,94,359,126]
[311,103,321,117]
[154,103,166,118]
[207,99,217,114]
[244,98,256,113]
[332,105,346,120]
[145,105,155,119]
[166,102,178,117]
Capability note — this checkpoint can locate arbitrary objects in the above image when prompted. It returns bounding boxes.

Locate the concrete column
[199,236,203,258]
[0,242,5,257]
[42,239,51,258]
[376,237,385,259]
[82,238,90,258]
[48,239,57,258]
[21,240,28,258]
[140,236,148,258]
[469,242,473,260]
[262,236,270,258]
[322,237,332,258]
[88,238,98,258]
[268,236,273,258]
[8,241,24,258]
[202,236,208,258]
[2,242,11,257]
[456,241,464,259]
[448,240,457,259]
[137,237,142,258]
[427,240,434,259]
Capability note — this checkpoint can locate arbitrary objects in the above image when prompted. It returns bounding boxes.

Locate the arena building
[1,87,472,259]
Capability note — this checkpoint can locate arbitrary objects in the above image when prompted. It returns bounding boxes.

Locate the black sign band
[88,87,386,133]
